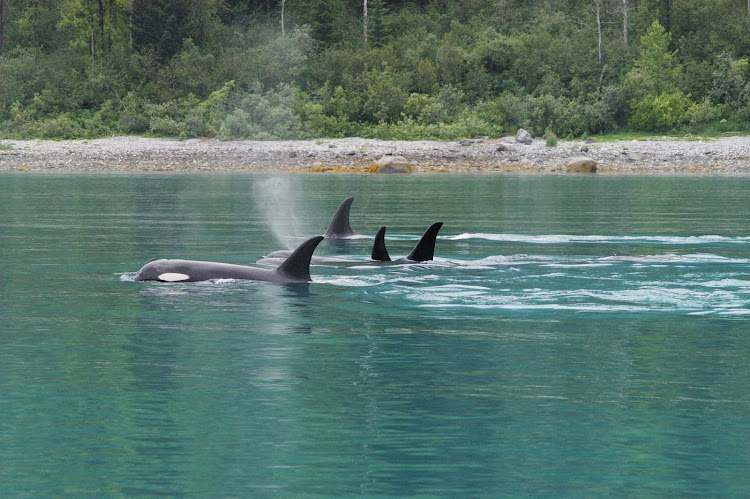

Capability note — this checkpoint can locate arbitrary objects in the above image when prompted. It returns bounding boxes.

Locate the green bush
[33,114,84,140]
[118,114,150,134]
[217,84,303,140]
[689,98,722,126]
[630,91,697,131]
[149,116,183,136]
[544,130,558,147]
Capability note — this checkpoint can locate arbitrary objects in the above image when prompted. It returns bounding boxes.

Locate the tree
[1,0,5,56]
[131,0,196,60]
[626,20,681,96]
[363,0,368,47]
[19,0,43,62]
[595,0,602,70]
[658,0,671,33]
[622,0,628,45]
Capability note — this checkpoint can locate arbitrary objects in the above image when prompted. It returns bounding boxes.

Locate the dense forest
[2,0,750,140]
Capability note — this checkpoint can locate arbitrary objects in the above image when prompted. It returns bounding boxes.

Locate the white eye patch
[158,273,191,282]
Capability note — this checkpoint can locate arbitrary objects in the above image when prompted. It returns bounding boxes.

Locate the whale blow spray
[254,177,304,249]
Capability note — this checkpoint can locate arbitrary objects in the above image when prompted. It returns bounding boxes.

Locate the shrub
[33,114,84,139]
[217,84,303,140]
[118,114,150,134]
[630,91,696,131]
[544,130,558,147]
[149,116,183,136]
[362,66,409,123]
[689,97,722,126]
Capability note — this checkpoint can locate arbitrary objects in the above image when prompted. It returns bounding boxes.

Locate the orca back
[371,226,391,261]
[406,222,443,262]
[324,197,356,238]
[275,235,325,281]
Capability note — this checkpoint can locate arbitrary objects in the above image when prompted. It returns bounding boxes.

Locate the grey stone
[516,129,533,145]
[368,155,414,174]
[565,156,598,173]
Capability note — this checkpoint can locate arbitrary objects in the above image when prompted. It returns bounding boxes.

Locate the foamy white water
[448,233,750,245]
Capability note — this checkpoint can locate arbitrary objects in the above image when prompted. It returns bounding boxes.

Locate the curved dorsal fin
[371,226,391,261]
[324,197,356,238]
[275,236,325,281]
[407,222,443,262]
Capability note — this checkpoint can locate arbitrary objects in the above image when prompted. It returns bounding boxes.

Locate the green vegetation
[2,1,750,141]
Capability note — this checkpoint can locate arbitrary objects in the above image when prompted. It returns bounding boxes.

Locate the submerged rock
[565,156,598,173]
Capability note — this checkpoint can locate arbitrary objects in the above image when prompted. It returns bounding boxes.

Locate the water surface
[1,174,748,495]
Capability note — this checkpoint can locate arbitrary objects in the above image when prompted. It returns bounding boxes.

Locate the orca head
[134,259,191,282]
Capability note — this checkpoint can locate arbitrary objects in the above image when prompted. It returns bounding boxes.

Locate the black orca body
[263,223,443,264]
[324,197,357,239]
[135,236,324,283]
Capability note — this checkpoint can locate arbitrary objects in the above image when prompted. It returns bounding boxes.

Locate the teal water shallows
[0,174,748,496]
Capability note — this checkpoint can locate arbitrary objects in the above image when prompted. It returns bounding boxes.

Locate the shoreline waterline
[2,135,750,174]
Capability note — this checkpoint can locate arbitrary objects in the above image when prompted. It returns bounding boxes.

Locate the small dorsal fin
[275,236,325,281]
[324,197,356,238]
[407,222,443,262]
[371,226,391,261]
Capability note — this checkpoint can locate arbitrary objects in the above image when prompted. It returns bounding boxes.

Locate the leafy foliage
[2,0,750,140]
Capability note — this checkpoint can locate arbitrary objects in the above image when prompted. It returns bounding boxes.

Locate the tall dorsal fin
[275,236,325,281]
[324,197,356,238]
[407,222,443,262]
[371,226,391,261]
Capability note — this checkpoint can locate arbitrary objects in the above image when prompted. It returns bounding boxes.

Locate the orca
[134,236,324,283]
[371,222,443,262]
[324,196,357,239]
[261,223,443,264]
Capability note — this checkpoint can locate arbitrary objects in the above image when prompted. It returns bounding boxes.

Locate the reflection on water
[0,174,748,495]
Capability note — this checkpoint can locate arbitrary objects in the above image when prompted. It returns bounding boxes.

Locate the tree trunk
[661,0,671,32]
[97,0,105,52]
[0,0,5,57]
[108,0,114,50]
[363,0,368,48]
[33,0,40,63]
[595,0,602,72]
[623,0,628,45]
[281,0,285,37]
[91,26,95,70]
[129,0,133,51]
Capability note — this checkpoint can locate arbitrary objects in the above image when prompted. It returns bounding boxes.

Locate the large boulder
[565,156,598,173]
[368,155,415,174]
[516,128,533,145]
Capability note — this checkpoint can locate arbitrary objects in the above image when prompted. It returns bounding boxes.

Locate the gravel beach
[2,135,750,174]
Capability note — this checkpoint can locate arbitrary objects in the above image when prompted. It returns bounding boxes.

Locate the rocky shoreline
[2,135,750,174]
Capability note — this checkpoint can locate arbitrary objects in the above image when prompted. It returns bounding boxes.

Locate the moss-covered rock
[367,155,415,174]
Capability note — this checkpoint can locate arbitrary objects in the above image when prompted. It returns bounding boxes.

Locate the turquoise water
[1,174,748,496]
